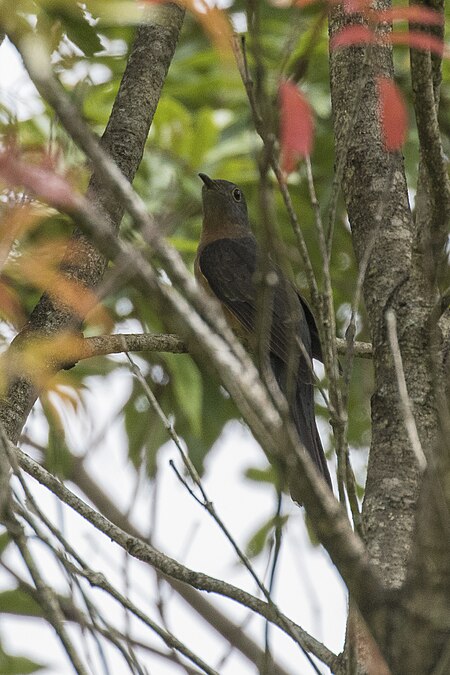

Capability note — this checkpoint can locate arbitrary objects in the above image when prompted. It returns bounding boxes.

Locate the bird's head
[199,173,250,231]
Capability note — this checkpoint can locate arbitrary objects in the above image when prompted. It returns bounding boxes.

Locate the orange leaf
[0,204,44,269]
[5,331,89,392]
[11,241,112,330]
[330,25,377,49]
[144,0,232,54]
[0,278,26,328]
[376,76,407,151]
[279,80,314,174]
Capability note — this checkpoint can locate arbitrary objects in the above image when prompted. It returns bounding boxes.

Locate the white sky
[0,37,353,675]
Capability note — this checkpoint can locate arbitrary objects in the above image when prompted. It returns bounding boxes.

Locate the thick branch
[329,2,446,672]
[34,331,372,362]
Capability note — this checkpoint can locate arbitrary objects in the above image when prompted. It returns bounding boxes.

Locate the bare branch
[127,355,325,673]
[386,311,427,472]
[12,495,217,675]
[28,331,374,364]
[304,157,359,532]
[64,449,296,675]
[0,433,89,675]
[14,442,339,671]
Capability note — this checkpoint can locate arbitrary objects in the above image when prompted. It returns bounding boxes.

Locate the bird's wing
[198,237,313,367]
[200,237,331,487]
[198,236,257,336]
[298,294,323,363]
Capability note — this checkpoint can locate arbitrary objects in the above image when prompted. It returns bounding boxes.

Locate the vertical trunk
[328,3,443,671]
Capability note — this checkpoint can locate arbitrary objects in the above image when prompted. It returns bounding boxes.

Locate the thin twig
[13,442,339,670]
[127,355,325,674]
[385,311,427,472]
[263,491,284,675]
[11,478,219,675]
[305,157,362,534]
[0,434,90,675]
[232,36,320,314]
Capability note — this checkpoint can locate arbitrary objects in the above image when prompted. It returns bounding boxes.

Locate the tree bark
[329,2,448,672]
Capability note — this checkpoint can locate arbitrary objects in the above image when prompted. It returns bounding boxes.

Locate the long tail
[271,354,332,489]
[292,380,332,489]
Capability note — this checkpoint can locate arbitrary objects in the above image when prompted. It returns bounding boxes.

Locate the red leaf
[331,23,445,59]
[279,81,314,174]
[342,0,371,14]
[330,25,377,50]
[376,76,407,151]
[0,151,76,209]
[390,31,444,57]
[376,6,443,26]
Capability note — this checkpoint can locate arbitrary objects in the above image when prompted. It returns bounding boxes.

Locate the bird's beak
[198,173,215,189]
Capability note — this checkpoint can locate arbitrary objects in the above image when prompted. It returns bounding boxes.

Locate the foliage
[0,0,449,672]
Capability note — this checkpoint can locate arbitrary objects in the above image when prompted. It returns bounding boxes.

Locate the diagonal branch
[13,492,219,675]
[62,449,295,675]
[14,441,338,671]
[0,434,89,675]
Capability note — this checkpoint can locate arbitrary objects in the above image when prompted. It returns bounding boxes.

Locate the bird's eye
[232,188,242,202]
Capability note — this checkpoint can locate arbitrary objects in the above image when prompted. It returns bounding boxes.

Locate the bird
[195,173,332,489]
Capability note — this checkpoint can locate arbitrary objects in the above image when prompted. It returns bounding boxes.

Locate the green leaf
[190,108,220,167]
[0,530,11,556]
[123,378,168,476]
[0,589,44,617]
[39,0,103,55]
[40,396,73,480]
[182,371,237,473]
[244,465,279,485]
[35,10,64,54]
[167,237,198,254]
[246,514,289,559]
[164,354,202,438]
[0,643,44,674]
[151,96,193,161]
[84,0,145,25]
